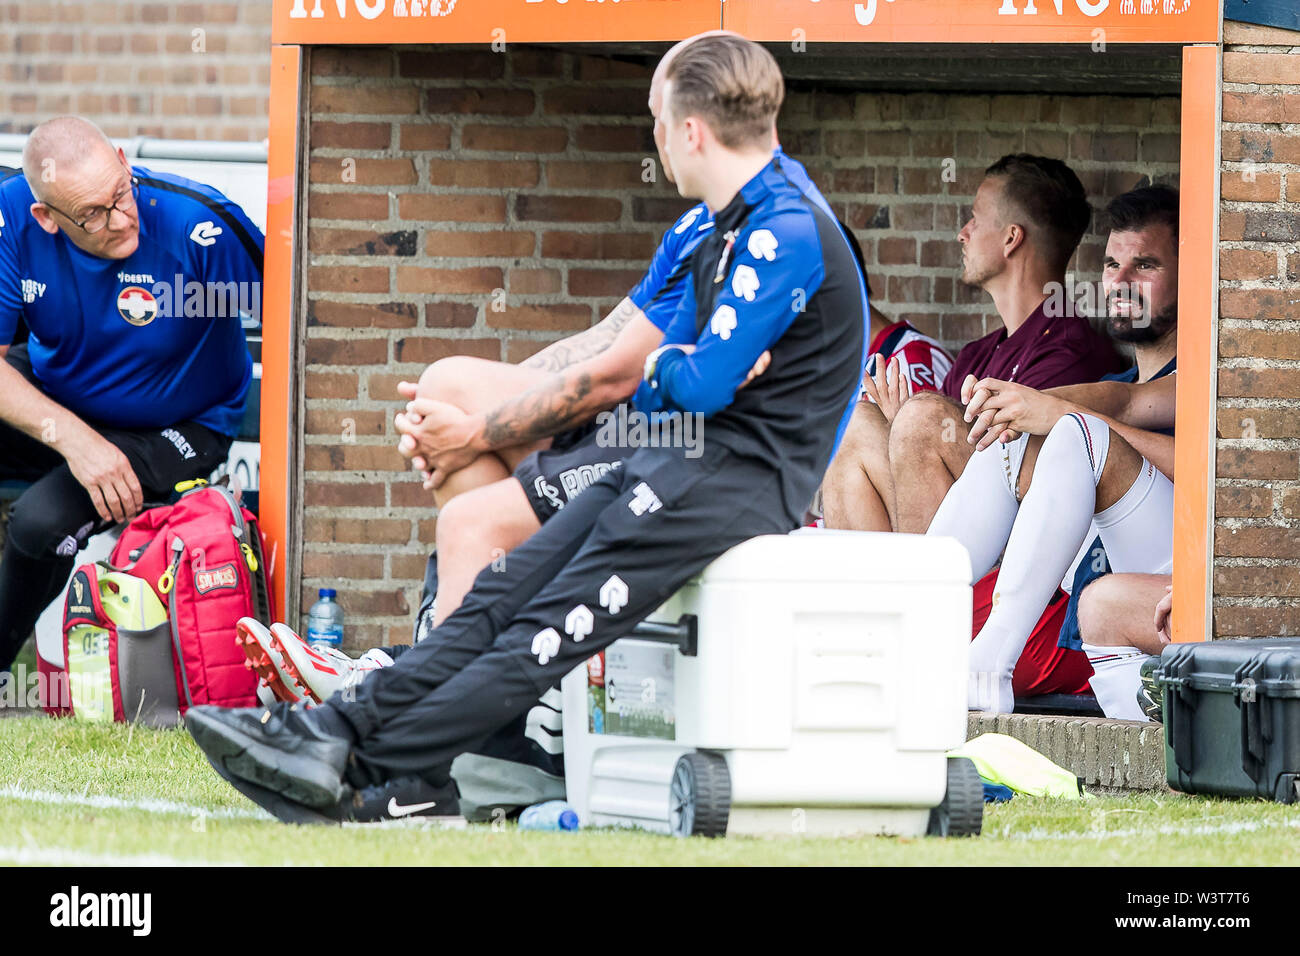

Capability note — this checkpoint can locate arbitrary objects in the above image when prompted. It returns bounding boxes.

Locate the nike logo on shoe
[387,797,438,817]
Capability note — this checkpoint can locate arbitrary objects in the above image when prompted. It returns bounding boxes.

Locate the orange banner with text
[272,0,721,44]
[273,0,1218,46]
[726,0,1220,44]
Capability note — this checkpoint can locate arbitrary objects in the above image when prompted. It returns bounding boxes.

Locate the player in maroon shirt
[823,153,1122,533]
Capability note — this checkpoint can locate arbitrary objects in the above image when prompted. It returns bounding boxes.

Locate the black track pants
[0,345,231,670]
[322,445,794,788]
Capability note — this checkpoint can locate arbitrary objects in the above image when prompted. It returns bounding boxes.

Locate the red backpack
[40,483,273,723]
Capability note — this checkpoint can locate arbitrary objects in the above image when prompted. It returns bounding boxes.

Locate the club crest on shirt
[116,285,158,327]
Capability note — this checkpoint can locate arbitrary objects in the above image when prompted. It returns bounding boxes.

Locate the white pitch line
[1001,817,1300,842]
[0,845,241,867]
[0,785,268,821]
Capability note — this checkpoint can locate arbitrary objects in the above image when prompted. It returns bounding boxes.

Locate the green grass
[9,642,37,676]
[1,715,1297,866]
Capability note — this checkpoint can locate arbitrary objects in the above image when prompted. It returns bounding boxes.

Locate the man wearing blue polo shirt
[0,116,262,674]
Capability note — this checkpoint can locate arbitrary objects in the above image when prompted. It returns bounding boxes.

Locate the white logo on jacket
[20,278,46,303]
[710,304,738,341]
[627,482,661,517]
[674,207,701,235]
[533,476,563,512]
[189,221,223,246]
[732,264,760,301]
[531,627,562,666]
[599,574,630,614]
[747,229,778,261]
[565,604,595,643]
[524,688,564,755]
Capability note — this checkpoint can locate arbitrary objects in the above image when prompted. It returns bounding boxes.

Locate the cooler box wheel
[926,756,984,838]
[669,751,731,838]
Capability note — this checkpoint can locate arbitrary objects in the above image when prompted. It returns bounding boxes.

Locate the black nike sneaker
[1137,656,1163,722]
[338,776,464,826]
[207,748,350,825]
[209,757,463,827]
[186,702,351,809]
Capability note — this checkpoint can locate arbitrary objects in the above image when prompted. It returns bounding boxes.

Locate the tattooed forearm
[520,345,571,374]
[489,296,640,445]
[520,323,617,373]
[603,297,640,335]
[519,298,639,373]
[481,370,616,450]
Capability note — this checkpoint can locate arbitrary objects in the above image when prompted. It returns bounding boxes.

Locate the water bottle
[306,589,344,651]
[519,800,580,832]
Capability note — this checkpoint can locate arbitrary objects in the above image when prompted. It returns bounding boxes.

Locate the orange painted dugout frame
[262,43,302,619]
[261,13,1222,642]
[1171,43,1220,643]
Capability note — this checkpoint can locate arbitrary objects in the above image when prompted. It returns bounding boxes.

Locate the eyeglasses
[43,176,139,235]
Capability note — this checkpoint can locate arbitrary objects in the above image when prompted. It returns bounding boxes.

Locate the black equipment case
[1155,638,1300,803]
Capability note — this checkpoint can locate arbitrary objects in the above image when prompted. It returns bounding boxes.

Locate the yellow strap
[158,545,183,595]
[241,542,258,573]
[174,478,208,493]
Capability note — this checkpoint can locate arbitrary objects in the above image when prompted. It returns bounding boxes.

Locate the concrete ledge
[0,707,38,720]
[967,713,1168,792]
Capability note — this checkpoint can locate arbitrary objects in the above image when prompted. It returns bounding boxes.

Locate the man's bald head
[22,116,118,203]
[22,116,140,260]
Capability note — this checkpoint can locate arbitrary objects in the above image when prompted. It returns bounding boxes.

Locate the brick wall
[302,43,1181,648]
[1213,21,1300,639]
[0,1,271,141]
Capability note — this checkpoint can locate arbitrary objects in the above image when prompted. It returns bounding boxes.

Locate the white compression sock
[1094,459,1174,575]
[928,436,1025,582]
[968,414,1111,713]
[1077,467,1173,721]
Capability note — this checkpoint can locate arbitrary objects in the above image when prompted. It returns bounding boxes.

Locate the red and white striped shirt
[859,320,954,400]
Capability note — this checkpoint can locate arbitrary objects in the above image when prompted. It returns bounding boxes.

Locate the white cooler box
[561,530,977,838]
